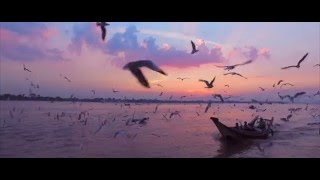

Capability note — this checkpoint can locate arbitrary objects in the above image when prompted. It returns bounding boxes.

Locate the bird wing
[235,73,247,79]
[101,26,106,40]
[215,65,227,68]
[210,77,216,85]
[191,41,196,50]
[205,103,211,113]
[233,60,253,67]
[294,92,306,98]
[297,53,308,66]
[218,95,224,102]
[199,79,210,87]
[277,80,283,85]
[281,65,297,69]
[130,67,150,88]
[143,61,167,76]
[314,64,320,67]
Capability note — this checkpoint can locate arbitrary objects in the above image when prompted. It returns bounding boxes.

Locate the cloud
[228,46,271,61]
[69,24,226,68]
[0,23,67,61]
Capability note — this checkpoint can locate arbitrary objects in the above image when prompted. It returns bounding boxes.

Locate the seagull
[277,80,284,85]
[123,60,167,88]
[23,64,32,72]
[113,130,127,138]
[224,72,247,79]
[280,83,294,88]
[213,94,224,102]
[259,87,266,91]
[205,101,212,113]
[225,85,230,87]
[169,95,173,100]
[314,91,320,96]
[314,64,320,67]
[180,96,187,99]
[170,111,181,118]
[177,77,189,81]
[288,108,302,114]
[154,104,161,113]
[96,22,110,41]
[159,92,164,96]
[190,40,199,54]
[272,83,276,88]
[199,76,216,88]
[215,60,253,71]
[281,92,306,103]
[91,90,96,96]
[196,112,200,116]
[281,53,308,69]
[64,76,71,82]
[280,114,293,122]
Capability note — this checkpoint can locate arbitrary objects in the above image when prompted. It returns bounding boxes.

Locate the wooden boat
[210,117,273,140]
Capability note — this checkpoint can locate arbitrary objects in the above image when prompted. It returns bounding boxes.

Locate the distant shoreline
[1,94,318,105]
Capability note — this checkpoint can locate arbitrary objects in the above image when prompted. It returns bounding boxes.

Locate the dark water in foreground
[0,101,319,158]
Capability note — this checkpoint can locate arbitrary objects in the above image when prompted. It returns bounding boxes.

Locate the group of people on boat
[235,116,273,134]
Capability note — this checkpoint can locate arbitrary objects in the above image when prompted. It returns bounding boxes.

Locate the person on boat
[235,123,240,129]
[257,118,267,129]
[243,121,248,130]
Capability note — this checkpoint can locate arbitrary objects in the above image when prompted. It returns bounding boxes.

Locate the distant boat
[210,117,273,140]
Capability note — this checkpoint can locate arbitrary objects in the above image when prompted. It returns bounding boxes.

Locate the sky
[0,22,319,102]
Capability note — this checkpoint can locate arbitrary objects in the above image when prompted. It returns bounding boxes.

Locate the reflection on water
[0,101,319,158]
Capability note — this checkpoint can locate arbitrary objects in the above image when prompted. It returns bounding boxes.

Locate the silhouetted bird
[96,22,110,41]
[281,53,308,69]
[123,60,167,88]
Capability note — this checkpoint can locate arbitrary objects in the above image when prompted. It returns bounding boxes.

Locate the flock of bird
[10,22,320,140]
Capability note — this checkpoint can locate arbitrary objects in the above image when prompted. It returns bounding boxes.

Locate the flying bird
[215,60,253,71]
[23,64,32,72]
[123,60,167,88]
[213,94,224,102]
[96,22,110,41]
[313,91,320,96]
[272,83,276,88]
[280,114,293,122]
[177,77,189,81]
[190,41,199,54]
[199,76,216,88]
[180,96,187,99]
[154,104,161,113]
[224,72,247,79]
[277,80,284,85]
[280,92,306,103]
[205,101,212,113]
[281,53,308,69]
[169,95,173,100]
[225,85,230,87]
[313,64,320,67]
[170,111,181,118]
[259,87,266,91]
[280,83,294,88]
[91,90,96,95]
[64,76,71,82]
[159,92,164,96]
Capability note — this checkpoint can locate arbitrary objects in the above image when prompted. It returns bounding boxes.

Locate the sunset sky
[0,22,319,102]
